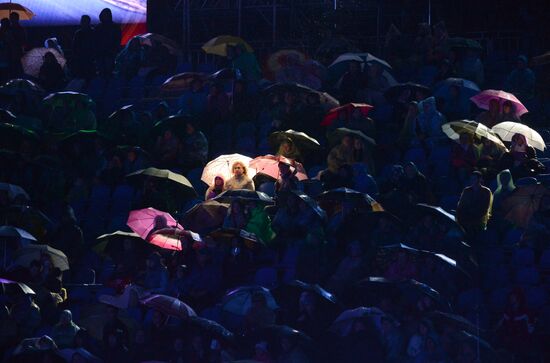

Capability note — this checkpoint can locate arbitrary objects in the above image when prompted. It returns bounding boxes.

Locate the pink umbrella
[127,208,182,241]
[470,89,528,117]
[249,154,308,181]
[147,228,202,251]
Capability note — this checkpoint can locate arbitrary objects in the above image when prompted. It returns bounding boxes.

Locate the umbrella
[329,52,392,70]
[202,154,256,185]
[447,37,483,51]
[249,154,308,181]
[0,226,37,244]
[321,103,374,127]
[0,108,16,124]
[0,123,39,148]
[222,286,278,316]
[0,205,52,239]
[151,114,192,138]
[181,200,229,234]
[43,91,94,108]
[262,82,339,108]
[0,182,30,201]
[96,230,141,240]
[94,230,142,256]
[22,48,66,78]
[0,2,34,20]
[442,120,507,149]
[126,167,196,196]
[384,82,431,101]
[532,51,550,66]
[13,244,69,271]
[141,294,196,319]
[134,33,182,56]
[214,189,274,204]
[414,203,459,224]
[127,208,182,240]
[268,130,320,151]
[202,35,253,57]
[258,325,313,346]
[208,228,264,249]
[209,67,241,82]
[279,190,327,220]
[161,72,207,93]
[328,127,376,146]
[0,78,44,96]
[287,280,339,305]
[491,121,545,151]
[317,188,383,210]
[501,184,550,228]
[0,277,35,295]
[267,49,307,74]
[330,307,385,336]
[147,228,201,251]
[434,78,480,100]
[58,348,101,363]
[428,311,483,336]
[77,304,139,341]
[471,90,528,117]
[187,316,235,343]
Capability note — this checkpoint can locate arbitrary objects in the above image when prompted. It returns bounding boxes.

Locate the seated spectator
[224,161,255,190]
[51,310,80,348]
[206,176,225,200]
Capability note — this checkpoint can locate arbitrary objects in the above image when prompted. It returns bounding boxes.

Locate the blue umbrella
[433,78,480,100]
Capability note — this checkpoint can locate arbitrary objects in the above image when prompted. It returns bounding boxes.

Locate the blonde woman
[224,161,255,191]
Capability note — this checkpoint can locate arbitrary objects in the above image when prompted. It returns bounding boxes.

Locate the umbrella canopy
[222,286,278,316]
[287,280,339,305]
[442,120,507,149]
[0,226,37,244]
[127,208,182,240]
[0,182,30,201]
[0,2,34,20]
[414,203,459,224]
[147,228,201,251]
[491,121,545,151]
[0,277,35,295]
[43,91,94,108]
[22,48,66,78]
[321,103,374,127]
[134,33,182,56]
[214,189,274,204]
[0,205,52,239]
[384,82,431,102]
[161,72,207,93]
[502,184,550,228]
[268,129,320,151]
[208,67,240,82]
[249,154,308,181]
[181,200,229,234]
[0,78,44,96]
[94,230,142,256]
[126,167,196,195]
[279,190,327,220]
[532,51,550,66]
[434,78,480,100]
[317,188,383,210]
[330,307,385,336]
[329,52,392,69]
[471,90,528,117]
[262,82,340,109]
[187,316,235,343]
[202,35,253,56]
[267,49,307,74]
[328,127,376,146]
[13,244,69,271]
[0,123,39,149]
[202,154,256,185]
[259,325,313,347]
[141,294,196,319]
[208,228,264,249]
[0,108,16,123]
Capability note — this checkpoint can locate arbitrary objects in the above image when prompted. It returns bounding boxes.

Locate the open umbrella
[267,49,307,74]
[262,82,340,109]
[532,51,550,66]
[0,123,39,149]
[501,184,550,228]
[329,52,392,69]
[471,90,528,117]
[127,208,182,240]
[328,127,376,146]
[384,82,431,102]
[208,67,241,82]
[317,187,381,206]
[0,205,52,239]
[22,48,66,78]
[208,228,264,249]
[434,78,480,100]
[428,311,483,336]
[13,244,69,271]
[330,307,385,336]
[0,182,30,201]
[181,200,229,234]
[147,227,201,251]
[134,33,182,56]
[94,230,142,256]
[126,167,196,196]
[442,120,507,149]
[141,294,196,319]
[202,154,256,186]
[321,103,374,127]
[0,2,34,20]
[0,277,35,295]
[0,78,44,96]
[214,189,273,204]
[279,190,327,220]
[187,317,235,343]
[0,108,16,124]
[151,114,192,138]
[43,91,94,108]
[221,286,278,316]
[287,280,339,305]
[161,72,207,93]
[258,325,313,347]
[491,121,545,151]
[268,129,320,152]
[249,154,308,181]
[202,35,253,57]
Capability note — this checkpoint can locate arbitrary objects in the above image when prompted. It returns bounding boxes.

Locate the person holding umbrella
[475,98,501,128]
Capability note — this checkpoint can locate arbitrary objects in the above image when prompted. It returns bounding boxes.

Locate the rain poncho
[416,97,446,139]
[493,169,515,219]
[245,205,276,245]
[51,310,80,348]
[232,44,262,81]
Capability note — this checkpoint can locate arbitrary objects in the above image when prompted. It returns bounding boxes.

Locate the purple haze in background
[14,0,146,26]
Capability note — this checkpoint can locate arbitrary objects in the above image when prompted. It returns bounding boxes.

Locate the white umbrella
[201,154,256,186]
[22,47,66,78]
[491,122,545,151]
[442,120,507,149]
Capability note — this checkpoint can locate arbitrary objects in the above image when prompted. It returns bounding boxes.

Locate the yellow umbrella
[202,35,253,57]
[0,2,34,20]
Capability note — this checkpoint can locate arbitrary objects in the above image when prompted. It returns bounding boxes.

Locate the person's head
[99,8,113,24]
[511,133,527,147]
[214,176,224,187]
[278,161,292,177]
[284,91,296,105]
[280,138,294,153]
[126,148,137,163]
[418,319,432,336]
[210,83,223,96]
[517,55,528,69]
[341,134,353,148]
[349,60,361,74]
[9,11,19,24]
[470,170,483,187]
[232,161,247,177]
[489,98,500,114]
[80,15,91,28]
[153,215,168,230]
[421,97,436,114]
[299,291,316,312]
[502,100,514,115]
[496,169,514,192]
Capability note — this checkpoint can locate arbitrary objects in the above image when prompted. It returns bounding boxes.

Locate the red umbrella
[470,89,528,117]
[321,103,374,127]
[249,154,308,181]
[127,208,182,240]
[141,294,196,319]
